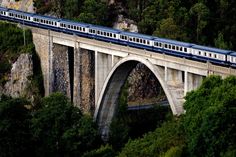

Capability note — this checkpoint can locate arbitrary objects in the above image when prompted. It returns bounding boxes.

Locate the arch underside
[94,56,183,140]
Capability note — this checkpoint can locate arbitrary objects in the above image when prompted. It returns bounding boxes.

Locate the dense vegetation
[34,0,236,50]
[117,75,236,157]
[1,76,236,156]
[0,93,102,157]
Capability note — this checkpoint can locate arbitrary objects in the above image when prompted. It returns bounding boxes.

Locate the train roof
[90,24,121,33]
[192,45,231,54]
[121,31,154,40]
[8,9,32,16]
[154,38,193,47]
[0,6,9,11]
[229,52,236,57]
[60,19,89,27]
[33,14,60,21]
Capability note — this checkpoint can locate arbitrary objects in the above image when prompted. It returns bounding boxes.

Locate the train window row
[60,23,86,32]
[196,50,218,59]
[129,37,150,45]
[34,18,57,26]
[9,13,30,21]
[97,30,116,38]
[154,42,188,53]
[0,11,6,15]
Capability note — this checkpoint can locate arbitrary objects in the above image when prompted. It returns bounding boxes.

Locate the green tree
[153,18,187,40]
[118,119,185,157]
[183,75,236,157]
[214,32,232,50]
[189,3,209,43]
[31,93,101,156]
[0,97,33,157]
[82,145,116,157]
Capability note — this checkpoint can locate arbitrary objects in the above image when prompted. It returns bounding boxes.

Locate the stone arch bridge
[31,27,236,138]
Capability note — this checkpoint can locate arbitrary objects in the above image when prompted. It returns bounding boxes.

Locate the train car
[1,7,236,67]
[32,14,60,31]
[59,19,89,37]
[0,7,8,19]
[120,31,154,51]
[191,45,231,64]
[88,25,120,43]
[153,38,193,57]
[227,52,236,67]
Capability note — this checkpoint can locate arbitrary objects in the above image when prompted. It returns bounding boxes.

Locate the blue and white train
[1,6,236,67]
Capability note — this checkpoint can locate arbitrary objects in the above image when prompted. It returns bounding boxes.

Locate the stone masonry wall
[52,44,71,99]
[80,49,95,113]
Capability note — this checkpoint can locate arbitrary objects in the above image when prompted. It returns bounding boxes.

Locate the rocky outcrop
[113,15,138,33]
[2,53,33,98]
[127,63,167,105]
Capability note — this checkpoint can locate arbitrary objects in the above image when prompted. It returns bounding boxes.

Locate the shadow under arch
[94,56,178,140]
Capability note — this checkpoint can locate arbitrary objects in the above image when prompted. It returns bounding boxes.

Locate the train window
[97,30,100,34]
[114,34,116,38]
[140,39,142,43]
[46,21,48,24]
[214,54,217,58]
[159,43,162,47]
[165,44,167,48]
[209,53,212,57]
[176,46,179,51]
[93,30,96,33]
[184,48,187,52]
[147,41,150,45]
[172,45,175,50]
[101,31,103,35]
[137,38,139,42]
[143,40,146,44]
[129,38,132,41]
[180,47,182,51]
[204,52,207,56]
[198,51,201,55]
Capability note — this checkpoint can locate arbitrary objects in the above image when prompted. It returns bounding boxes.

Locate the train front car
[191,45,231,66]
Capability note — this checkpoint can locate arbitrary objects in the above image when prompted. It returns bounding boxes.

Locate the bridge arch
[94,56,178,139]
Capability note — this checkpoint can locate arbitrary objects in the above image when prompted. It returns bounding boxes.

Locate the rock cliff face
[1,53,33,98]
[127,63,167,105]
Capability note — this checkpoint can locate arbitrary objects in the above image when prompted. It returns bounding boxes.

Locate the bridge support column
[95,51,113,107]
[166,68,184,114]
[73,42,81,107]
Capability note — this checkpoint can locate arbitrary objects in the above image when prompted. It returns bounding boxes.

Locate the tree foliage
[31,93,101,156]
[183,75,236,157]
[0,96,33,157]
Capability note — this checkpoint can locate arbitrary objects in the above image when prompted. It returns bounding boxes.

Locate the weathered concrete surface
[52,43,71,98]
[3,53,33,97]
[32,31,50,96]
